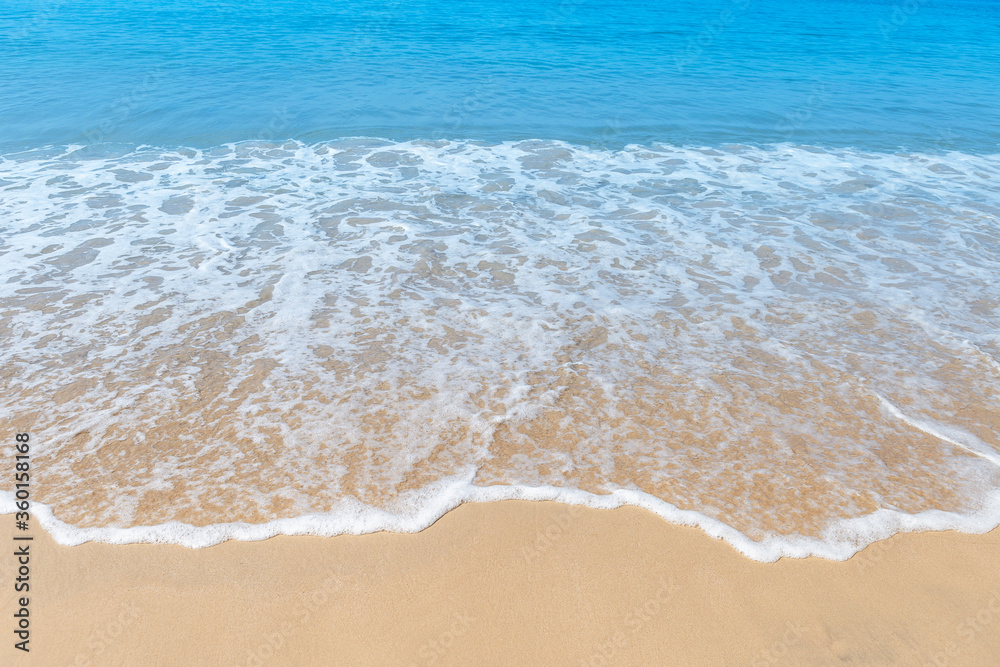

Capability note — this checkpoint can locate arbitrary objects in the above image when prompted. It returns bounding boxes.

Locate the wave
[2,138,999,560]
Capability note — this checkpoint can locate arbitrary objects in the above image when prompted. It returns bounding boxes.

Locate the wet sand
[7,142,1000,552]
[3,501,999,666]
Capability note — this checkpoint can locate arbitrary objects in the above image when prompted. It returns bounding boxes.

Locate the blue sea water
[1,0,998,151]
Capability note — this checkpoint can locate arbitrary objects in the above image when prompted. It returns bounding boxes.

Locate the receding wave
[2,139,999,560]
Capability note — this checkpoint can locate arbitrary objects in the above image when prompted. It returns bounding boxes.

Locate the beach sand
[3,501,999,666]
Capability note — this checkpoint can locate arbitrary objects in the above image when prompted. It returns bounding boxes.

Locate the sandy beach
[4,501,999,666]
[4,2,1000,666]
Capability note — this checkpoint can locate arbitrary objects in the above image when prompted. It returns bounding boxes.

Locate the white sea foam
[3,483,1000,562]
[1,139,998,560]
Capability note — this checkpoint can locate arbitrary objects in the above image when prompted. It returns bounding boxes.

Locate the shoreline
[5,500,1000,665]
[9,486,1000,562]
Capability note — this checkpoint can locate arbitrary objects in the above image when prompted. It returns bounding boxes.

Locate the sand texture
[3,501,1000,666]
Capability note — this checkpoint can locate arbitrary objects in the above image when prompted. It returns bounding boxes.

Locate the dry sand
[3,501,999,666]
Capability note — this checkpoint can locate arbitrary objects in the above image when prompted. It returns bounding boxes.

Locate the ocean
[1,0,998,560]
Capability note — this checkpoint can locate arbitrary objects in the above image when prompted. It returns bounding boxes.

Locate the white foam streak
[875,393,1000,467]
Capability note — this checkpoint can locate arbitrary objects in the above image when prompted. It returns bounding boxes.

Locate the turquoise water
[2,0,998,151]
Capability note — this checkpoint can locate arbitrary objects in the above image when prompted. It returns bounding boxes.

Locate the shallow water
[2,139,999,558]
[1,1,999,559]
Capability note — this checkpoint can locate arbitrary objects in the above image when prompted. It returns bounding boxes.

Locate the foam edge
[2,482,999,563]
